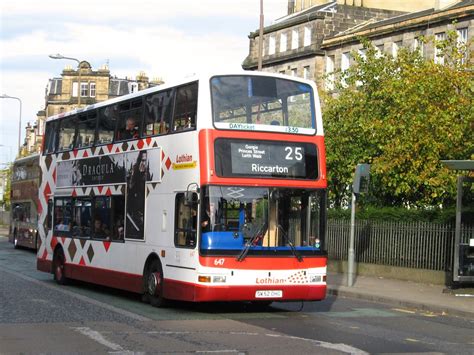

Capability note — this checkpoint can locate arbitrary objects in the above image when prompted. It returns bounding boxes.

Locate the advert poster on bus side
[56,149,161,188]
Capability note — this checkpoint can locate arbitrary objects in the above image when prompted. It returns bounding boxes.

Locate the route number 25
[285,147,303,161]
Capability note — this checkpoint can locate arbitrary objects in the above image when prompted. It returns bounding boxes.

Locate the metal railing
[326,219,474,271]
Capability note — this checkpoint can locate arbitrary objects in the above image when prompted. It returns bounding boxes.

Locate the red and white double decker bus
[37,72,327,306]
[9,153,41,250]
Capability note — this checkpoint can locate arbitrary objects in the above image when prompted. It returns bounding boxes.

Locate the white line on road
[265,333,369,355]
[72,327,124,351]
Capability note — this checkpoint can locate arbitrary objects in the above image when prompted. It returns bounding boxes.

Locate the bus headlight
[212,275,226,283]
[198,275,227,283]
[309,274,322,283]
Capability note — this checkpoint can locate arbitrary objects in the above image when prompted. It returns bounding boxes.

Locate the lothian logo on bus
[255,277,286,284]
[176,153,193,163]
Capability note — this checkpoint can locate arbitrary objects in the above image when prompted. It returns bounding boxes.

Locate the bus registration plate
[255,290,282,298]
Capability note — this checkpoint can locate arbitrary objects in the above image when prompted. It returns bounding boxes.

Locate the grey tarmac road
[0,237,364,354]
[1,236,473,354]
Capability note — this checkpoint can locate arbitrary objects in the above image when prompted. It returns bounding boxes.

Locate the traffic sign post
[348,164,370,287]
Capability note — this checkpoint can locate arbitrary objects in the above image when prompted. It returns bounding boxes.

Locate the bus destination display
[215,139,318,180]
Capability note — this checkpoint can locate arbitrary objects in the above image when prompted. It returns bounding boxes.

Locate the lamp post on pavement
[49,53,82,106]
[0,94,22,157]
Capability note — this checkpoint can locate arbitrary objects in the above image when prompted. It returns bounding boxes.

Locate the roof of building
[48,78,62,95]
[248,1,405,38]
[322,0,473,47]
[109,79,133,97]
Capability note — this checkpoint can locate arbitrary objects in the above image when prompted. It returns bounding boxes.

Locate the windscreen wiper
[278,225,303,262]
[236,222,268,262]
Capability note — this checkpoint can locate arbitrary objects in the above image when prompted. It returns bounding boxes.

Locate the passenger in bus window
[93,218,110,239]
[113,216,124,241]
[201,205,211,232]
[55,219,71,232]
[118,118,139,140]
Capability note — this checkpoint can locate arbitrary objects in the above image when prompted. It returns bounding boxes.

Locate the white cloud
[0,0,288,163]
[2,0,286,23]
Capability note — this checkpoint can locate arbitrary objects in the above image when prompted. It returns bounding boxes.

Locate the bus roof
[45,71,319,123]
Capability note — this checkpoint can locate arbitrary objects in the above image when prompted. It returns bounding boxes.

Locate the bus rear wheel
[53,248,68,285]
[144,260,167,307]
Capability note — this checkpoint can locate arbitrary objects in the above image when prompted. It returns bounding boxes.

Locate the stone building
[23,63,162,156]
[243,0,472,90]
[242,1,405,85]
[321,1,473,91]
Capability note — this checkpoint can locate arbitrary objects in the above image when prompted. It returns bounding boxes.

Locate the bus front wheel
[144,260,167,307]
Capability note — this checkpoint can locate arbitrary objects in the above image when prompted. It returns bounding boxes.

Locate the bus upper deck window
[44,121,59,154]
[172,82,198,132]
[96,107,116,145]
[58,117,77,151]
[144,90,174,136]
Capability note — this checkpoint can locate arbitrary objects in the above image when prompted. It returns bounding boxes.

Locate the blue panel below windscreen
[200,232,320,251]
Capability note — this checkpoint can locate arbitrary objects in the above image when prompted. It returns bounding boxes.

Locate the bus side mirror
[184,192,199,206]
[184,183,200,206]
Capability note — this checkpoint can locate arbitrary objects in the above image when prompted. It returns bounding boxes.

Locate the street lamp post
[257,0,264,71]
[0,94,22,156]
[49,53,82,106]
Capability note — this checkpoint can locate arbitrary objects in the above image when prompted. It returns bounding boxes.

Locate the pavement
[327,272,474,318]
[1,225,473,318]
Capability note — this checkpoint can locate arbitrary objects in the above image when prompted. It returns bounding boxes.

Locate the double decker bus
[9,153,41,250]
[37,72,327,306]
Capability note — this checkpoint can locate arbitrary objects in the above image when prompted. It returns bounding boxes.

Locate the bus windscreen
[210,75,316,135]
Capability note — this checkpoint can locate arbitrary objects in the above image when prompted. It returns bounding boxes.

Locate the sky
[0,0,289,165]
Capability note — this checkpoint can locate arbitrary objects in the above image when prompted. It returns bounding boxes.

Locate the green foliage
[323,31,473,208]
[0,165,12,211]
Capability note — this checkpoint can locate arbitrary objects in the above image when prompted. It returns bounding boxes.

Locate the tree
[323,32,473,208]
[0,165,12,211]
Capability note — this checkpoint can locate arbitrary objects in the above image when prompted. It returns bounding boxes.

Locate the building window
[269,35,276,55]
[457,28,468,64]
[356,49,366,87]
[130,82,139,93]
[414,37,424,57]
[304,26,311,47]
[325,55,335,91]
[292,29,299,50]
[457,27,468,45]
[279,70,286,75]
[89,82,96,97]
[375,44,384,58]
[392,41,402,58]
[434,32,446,64]
[341,52,350,71]
[303,66,310,80]
[341,52,351,87]
[291,68,297,77]
[72,82,78,97]
[280,33,287,53]
[80,82,88,97]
